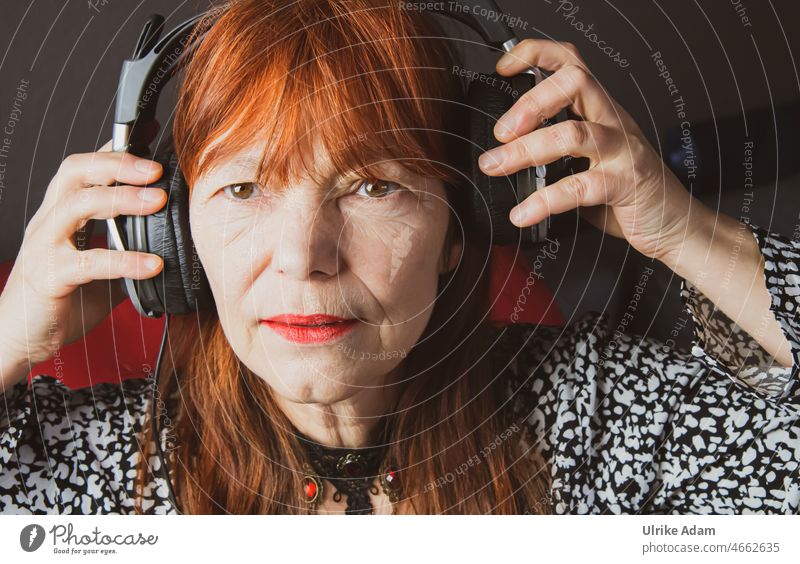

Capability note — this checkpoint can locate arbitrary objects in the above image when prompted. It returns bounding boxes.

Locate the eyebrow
[196,155,424,195]
[223,155,264,171]
[193,155,264,191]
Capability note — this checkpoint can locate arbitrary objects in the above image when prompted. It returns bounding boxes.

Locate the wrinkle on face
[187,137,458,447]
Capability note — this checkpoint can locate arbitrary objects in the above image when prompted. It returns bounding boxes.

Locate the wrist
[656,199,717,277]
[0,344,31,392]
[0,302,32,390]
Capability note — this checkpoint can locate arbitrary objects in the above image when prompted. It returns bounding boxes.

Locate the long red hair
[133,0,552,514]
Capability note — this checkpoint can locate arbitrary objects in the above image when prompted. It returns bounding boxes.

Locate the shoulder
[489,309,706,461]
[29,373,151,411]
[1,374,154,514]
[3,373,153,440]
[489,310,635,389]
[23,374,153,444]
[491,308,704,392]
[488,312,614,442]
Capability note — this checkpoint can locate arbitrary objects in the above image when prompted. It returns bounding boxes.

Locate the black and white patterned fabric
[0,374,177,514]
[1,220,798,514]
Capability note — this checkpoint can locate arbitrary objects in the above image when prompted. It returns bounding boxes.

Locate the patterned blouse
[1,221,798,514]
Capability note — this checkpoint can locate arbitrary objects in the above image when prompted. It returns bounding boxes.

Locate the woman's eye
[354,178,404,199]
[222,182,261,200]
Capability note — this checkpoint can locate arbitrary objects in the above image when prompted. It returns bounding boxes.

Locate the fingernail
[497,55,512,70]
[145,256,162,271]
[134,159,160,174]
[479,150,505,171]
[495,113,517,141]
[139,188,164,202]
[510,206,526,225]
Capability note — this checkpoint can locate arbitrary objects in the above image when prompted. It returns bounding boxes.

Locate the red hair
[134,0,551,514]
[173,0,465,193]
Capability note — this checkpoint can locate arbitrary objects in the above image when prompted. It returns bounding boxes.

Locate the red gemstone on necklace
[304,479,317,500]
[384,467,399,489]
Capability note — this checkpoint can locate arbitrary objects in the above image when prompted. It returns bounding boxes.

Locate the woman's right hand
[0,141,167,389]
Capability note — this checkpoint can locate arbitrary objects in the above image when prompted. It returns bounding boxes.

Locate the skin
[0,39,793,514]
[189,138,461,450]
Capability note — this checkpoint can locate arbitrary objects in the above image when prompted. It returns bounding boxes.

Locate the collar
[291,418,393,514]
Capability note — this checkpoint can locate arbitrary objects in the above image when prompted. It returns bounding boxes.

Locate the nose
[270,196,345,281]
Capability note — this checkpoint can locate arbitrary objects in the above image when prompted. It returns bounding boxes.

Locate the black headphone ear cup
[466,71,528,246]
[143,150,214,315]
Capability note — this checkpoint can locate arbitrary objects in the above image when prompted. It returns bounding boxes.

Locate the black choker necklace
[292,421,401,515]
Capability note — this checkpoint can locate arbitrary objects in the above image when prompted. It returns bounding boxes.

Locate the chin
[271,379,366,406]
[248,359,369,404]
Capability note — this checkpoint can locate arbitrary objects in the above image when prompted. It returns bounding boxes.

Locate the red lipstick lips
[261,314,360,344]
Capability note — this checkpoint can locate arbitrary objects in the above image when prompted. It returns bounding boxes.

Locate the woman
[0,0,798,515]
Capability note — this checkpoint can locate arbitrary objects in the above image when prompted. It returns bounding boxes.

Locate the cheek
[189,205,254,313]
[344,207,447,324]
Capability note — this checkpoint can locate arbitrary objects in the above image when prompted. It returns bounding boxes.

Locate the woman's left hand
[478,39,710,265]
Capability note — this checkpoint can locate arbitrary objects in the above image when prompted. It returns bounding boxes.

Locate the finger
[53,184,167,241]
[53,151,162,190]
[509,169,613,227]
[479,121,618,177]
[42,151,163,213]
[64,248,164,288]
[98,139,113,152]
[494,64,618,141]
[496,39,588,76]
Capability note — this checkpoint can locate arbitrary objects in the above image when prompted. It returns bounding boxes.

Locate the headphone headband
[113,1,523,145]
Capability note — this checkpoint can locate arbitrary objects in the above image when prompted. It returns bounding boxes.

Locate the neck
[274,363,403,448]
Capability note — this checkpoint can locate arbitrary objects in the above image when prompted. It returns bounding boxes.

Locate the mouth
[263,313,358,326]
[260,314,361,344]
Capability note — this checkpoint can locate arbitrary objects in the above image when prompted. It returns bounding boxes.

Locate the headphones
[109,0,587,513]
[108,0,588,319]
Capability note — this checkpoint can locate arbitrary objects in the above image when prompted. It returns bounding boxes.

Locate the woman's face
[189,138,460,404]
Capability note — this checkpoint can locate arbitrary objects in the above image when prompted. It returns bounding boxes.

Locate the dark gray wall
[1,0,798,343]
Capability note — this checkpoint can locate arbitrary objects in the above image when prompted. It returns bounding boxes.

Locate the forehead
[193,134,437,196]
[197,131,320,179]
